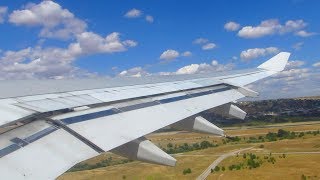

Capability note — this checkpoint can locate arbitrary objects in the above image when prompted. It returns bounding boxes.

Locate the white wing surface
[0,52,290,179]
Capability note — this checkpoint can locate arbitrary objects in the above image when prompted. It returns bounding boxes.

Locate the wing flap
[0,120,98,180]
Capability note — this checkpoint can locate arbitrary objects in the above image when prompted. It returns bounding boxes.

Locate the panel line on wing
[58,86,232,125]
[47,119,104,154]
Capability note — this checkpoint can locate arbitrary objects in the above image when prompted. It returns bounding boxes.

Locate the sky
[0,0,319,99]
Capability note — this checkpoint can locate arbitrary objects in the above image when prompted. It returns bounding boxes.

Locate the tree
[221,166,225,171]
[183,168,192,175]
[243,153,247,159]
[214,166,220,172]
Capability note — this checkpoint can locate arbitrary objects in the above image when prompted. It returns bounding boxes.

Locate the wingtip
[258,52,291,72]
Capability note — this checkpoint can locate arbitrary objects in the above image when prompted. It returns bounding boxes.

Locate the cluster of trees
[242,129,320,143]
[211,166,225,173]
[220,129,319,145]
[266,129,319,141]
[243,153,262,169]
[164,141,218,154]
[211,153,282,173]
[69,157,133,172]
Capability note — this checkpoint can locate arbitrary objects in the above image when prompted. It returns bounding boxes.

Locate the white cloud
[176,64,201,75]
[295,30,316,37]
[224,21,240,31]
[9,1,87,40]
[240,47,279,61]
[251,65,320,99]
[211,60,218,66]
[193,38,208,44]
[238,19,307,38]
[0,1,137,79]
[193,38,217,51]
[202,43,216,50]
[0,46,83,79]
[181,51,192,57]
[285,60,305,70]
[145,15,154,23]
[121,60,234,77]
[0,6,8,23]
[123,40,138,47]
[176,61,234,75]
[118,66,149,77]
[313,62,320,68]
[75,32,137,54]
[160,49,180,60]
[124,8,142,18]
[292,42,304,50]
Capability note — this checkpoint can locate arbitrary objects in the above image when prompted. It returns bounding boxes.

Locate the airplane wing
[0,52,290,179]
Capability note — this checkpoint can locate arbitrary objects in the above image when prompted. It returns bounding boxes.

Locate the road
[196,147,254,180]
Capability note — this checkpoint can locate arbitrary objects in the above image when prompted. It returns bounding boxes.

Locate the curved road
[196,147,254,180]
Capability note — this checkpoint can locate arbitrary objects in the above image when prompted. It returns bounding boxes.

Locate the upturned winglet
[257,52,290,72]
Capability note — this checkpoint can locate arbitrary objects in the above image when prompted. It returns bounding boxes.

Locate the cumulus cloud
[124,8,142,18]
[0,6,8,23]
[224,21,240,31]
[176,64,201,75]
[124,9,154,23]
[193,38,209,44]
[0,1,137,79]
[121,59,234,77]
[0,46,83,79]
[145,15,154,23]
[160,49,180,60]
[0,31,137,79]
[250,64,320,99]
[238,19,308,38]
[246,57,320,99]
[193,38,217,51]
[202,43,216,50]
[295,30,316,37]
[123,40,138,47]
[292,42,304,50]
[181,51,192,57]
[240,47,279,61]
[118,67,149,77]
[176,60,234,75]
[9,1,87,40]
[285,60,305,69]
[75,32,137,54]
[313,62,320,68]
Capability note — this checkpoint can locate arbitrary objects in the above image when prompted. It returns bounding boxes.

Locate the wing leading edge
[0,52,290,179]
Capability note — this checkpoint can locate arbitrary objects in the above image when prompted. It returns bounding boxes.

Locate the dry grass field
[208,154,320,180]
[59,122,320,180]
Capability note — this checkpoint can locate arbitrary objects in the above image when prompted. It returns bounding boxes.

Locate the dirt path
[196,147,254,180]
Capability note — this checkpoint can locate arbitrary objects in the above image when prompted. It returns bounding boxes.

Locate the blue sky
[0,0,319,98]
